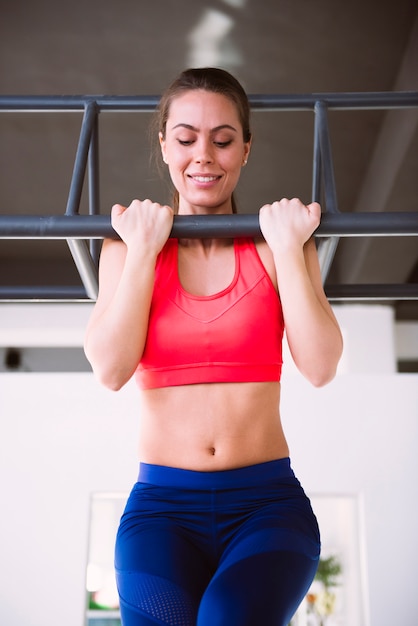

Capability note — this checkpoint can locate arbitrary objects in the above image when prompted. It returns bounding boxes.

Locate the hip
[118,458,321,559]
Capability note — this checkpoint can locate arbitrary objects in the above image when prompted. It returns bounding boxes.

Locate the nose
[194,138,214,164]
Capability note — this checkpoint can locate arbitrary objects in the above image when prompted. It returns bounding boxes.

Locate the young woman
[84,67,343,626]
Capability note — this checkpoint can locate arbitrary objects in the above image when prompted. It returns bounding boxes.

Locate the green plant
[315,555,342,589]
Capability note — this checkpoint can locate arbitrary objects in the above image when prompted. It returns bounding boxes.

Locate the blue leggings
[115,458,320,626]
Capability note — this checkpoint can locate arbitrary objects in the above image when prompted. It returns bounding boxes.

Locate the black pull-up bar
[1,91,417,111]
[1,90,417,302]
[1,211,418,240]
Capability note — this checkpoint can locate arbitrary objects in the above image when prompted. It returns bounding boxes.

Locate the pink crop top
[135,238,284,389]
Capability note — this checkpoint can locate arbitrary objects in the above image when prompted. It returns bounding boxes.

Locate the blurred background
[0,3,417,626]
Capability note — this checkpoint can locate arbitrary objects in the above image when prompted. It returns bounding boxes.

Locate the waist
[137,381,289,471]
[138,457,294,490]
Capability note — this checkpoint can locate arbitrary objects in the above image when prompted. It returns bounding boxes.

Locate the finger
[111,203,126,217]
[307,201,321,214]
[259,203,272,214]
[161,204,174,216]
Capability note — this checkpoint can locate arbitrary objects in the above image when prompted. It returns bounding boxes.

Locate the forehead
[167,90,241,129]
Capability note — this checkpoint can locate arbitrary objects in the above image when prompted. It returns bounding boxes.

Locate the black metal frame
[1,92,417,302]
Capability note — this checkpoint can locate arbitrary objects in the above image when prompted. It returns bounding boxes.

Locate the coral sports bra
[135,238,284,389]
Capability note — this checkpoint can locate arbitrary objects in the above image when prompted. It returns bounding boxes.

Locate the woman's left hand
[259,198,343,386]
[259,198,321,252]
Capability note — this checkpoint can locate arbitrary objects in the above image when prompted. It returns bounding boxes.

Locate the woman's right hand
[85,199,174,390]
[111,198,174,255]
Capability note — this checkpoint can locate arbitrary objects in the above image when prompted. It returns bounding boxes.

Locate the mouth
[188,175,221,183]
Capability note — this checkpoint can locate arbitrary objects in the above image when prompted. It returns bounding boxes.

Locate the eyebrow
[171,123,238,133]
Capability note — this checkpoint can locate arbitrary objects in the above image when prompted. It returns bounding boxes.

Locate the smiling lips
[189,174,221,184]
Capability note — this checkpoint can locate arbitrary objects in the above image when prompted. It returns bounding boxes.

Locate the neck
[177,198,234,218]
[178,237,234,251]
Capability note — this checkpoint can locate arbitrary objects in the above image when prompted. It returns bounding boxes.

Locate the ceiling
[0,0,417,319]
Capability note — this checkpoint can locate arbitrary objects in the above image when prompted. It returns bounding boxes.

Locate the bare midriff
[137,381,289,471]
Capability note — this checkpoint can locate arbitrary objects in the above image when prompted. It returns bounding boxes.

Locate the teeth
[193,176,218,182]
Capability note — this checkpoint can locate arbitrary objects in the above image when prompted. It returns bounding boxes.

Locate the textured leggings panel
[117,571,197,625]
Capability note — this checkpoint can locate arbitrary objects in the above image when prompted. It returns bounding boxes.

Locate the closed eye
[177,139,232,148]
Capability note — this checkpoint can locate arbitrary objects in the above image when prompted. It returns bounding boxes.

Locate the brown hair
[153,67,252,213]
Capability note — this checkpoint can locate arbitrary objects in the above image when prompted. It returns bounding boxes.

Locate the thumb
[111,203,126,226]
[307,202,321,224]
[111,203,126,217]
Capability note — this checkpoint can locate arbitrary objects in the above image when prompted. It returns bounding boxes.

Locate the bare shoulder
[303,236,324,289]
[100,237,127,261]
[98,238,127,277]
[255,236,322,295]
[91,238,127,313]
[254,237,278,289]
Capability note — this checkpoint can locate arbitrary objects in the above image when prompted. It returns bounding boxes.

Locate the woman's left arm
[259,198,343,387]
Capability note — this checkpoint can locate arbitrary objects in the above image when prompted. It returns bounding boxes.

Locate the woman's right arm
[84,199,173,390]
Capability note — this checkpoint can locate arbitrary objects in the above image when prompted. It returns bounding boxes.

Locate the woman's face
[160,90,251,214]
